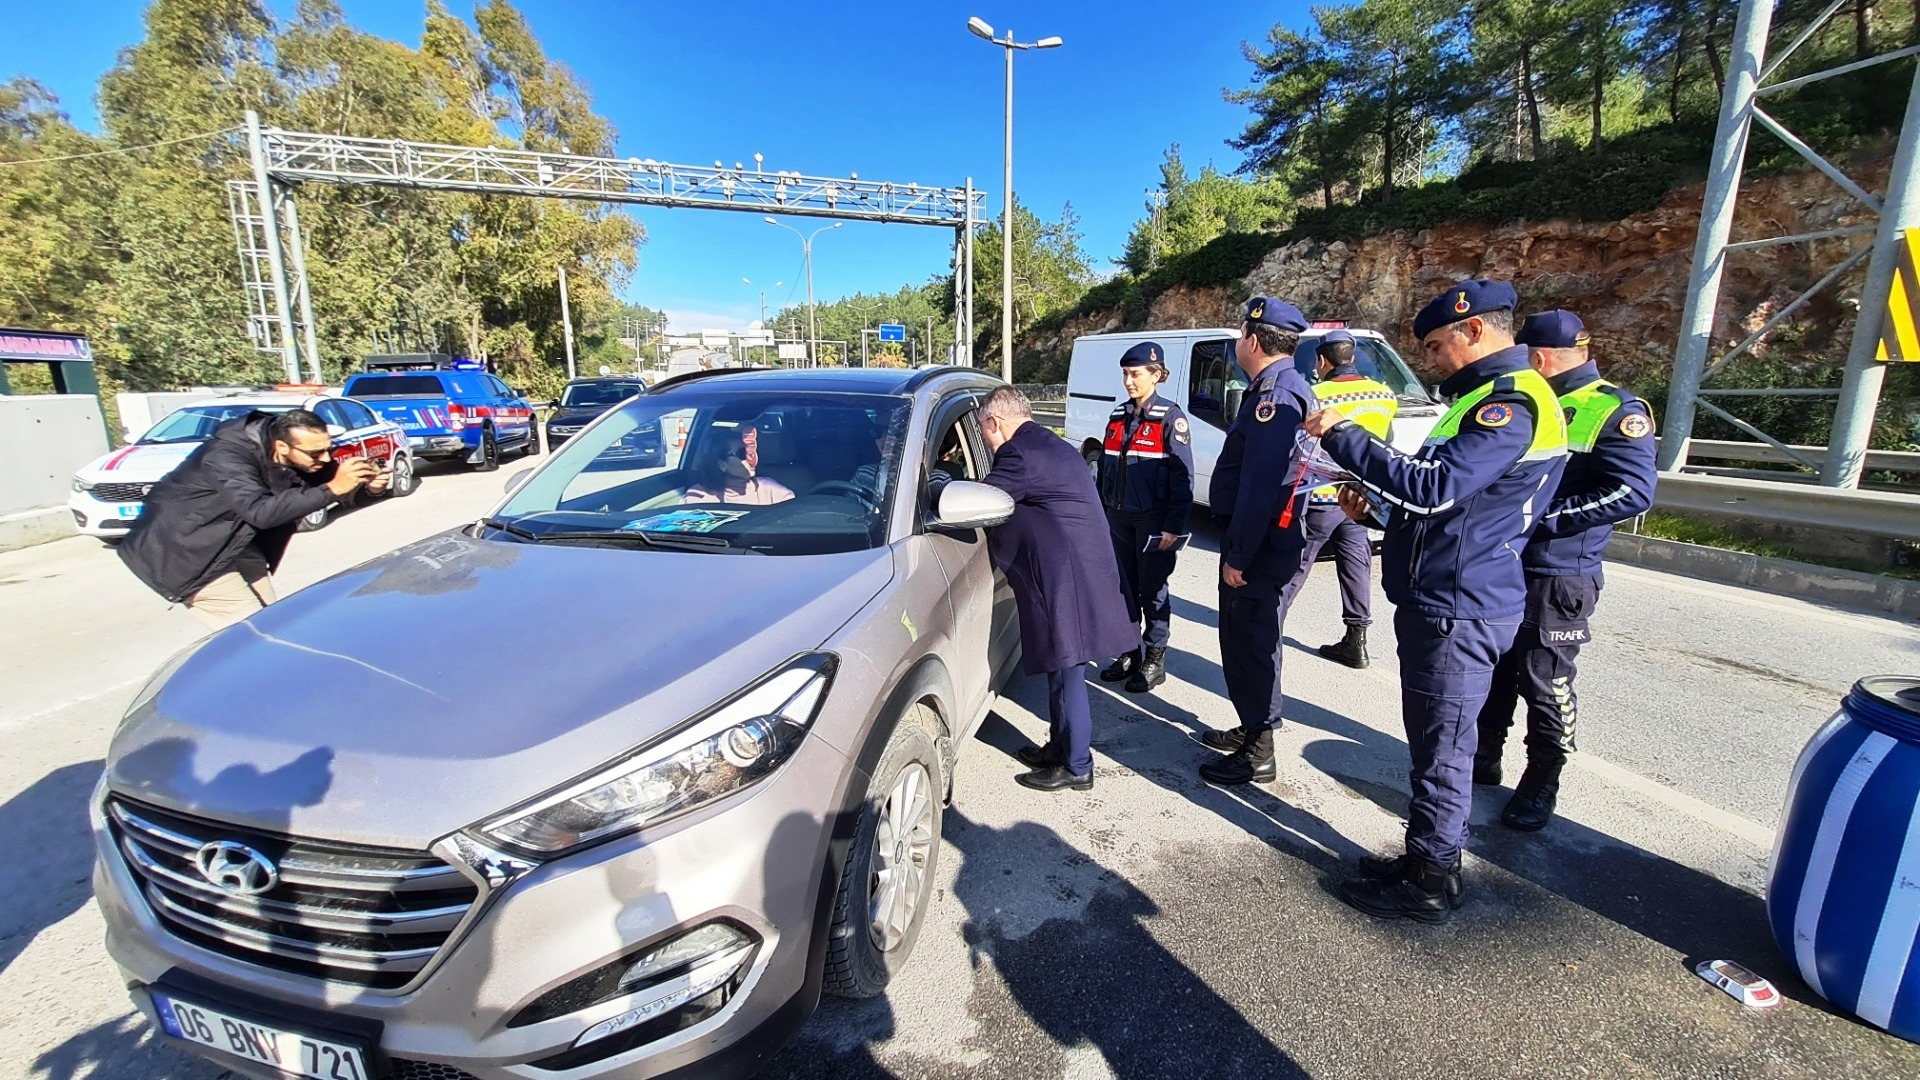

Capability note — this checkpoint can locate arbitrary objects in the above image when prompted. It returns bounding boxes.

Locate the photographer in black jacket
[120,409,385,629]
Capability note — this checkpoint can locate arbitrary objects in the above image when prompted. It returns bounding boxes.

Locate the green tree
[965,199,1093,359]
[0,79,120,339]
[1227,26,1363,205]
[1121,145,1293,274]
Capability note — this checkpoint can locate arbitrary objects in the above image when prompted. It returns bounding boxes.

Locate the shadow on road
[0,760,104,978]
[30,1012,227,1080]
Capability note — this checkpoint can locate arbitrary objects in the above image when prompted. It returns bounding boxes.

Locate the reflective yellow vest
[1310,375,1397,500]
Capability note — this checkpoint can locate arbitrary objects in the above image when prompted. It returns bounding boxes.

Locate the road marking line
[1,674,148,730]
[1569,750,1775,849]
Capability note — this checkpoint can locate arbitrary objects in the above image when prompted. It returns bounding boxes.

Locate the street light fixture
[763,217,843,366]
[968,17,1063,382]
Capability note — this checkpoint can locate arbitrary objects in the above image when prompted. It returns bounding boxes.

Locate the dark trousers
[1475,574,1600,768]
[1044,666,1094,776]
[1279,502,1374,627]
[1219,573,1289,733]
[1107,509,1177,651]
[1394,608,1520,866]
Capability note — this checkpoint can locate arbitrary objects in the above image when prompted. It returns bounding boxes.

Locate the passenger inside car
[679,424,796,506]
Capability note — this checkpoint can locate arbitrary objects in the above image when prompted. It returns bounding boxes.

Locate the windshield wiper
[480,516,539,541]
[530,529,736,552]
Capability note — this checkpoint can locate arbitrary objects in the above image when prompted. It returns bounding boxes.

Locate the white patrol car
[1063,323,1444,506]
[68,390,417,540]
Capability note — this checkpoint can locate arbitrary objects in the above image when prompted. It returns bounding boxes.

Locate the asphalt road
[2,456,1917,1080]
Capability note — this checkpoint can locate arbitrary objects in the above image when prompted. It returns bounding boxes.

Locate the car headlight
[72,477,94,493]
[475,653,837,857]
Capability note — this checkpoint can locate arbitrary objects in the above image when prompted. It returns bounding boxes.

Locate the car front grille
[92,482,149,502]
[390,1060,482,1080]
[106,797,478,990]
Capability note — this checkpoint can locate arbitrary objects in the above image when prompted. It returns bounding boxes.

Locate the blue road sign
[878,323,906,342]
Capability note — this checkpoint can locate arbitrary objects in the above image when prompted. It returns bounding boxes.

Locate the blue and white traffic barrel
[1767,676,1920,1041]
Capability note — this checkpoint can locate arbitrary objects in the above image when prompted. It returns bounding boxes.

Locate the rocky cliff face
[1032,162,1887,383]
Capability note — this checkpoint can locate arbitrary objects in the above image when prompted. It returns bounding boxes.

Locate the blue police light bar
[450,359,486,371]
[878,323,907,342]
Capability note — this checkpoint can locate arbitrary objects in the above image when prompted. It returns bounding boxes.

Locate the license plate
[153,993,370,1080]
[117,505,142,518]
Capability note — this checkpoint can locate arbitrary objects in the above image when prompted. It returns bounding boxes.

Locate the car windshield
[346,374,445,396]
[494,389,911,555]
[1299,336,1435,403]
[561,382,643,407]
[137,404,276,444]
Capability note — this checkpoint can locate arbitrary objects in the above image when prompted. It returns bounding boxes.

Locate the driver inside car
[680,424,796,506]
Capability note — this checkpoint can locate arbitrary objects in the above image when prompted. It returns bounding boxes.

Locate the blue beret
[1119,341,1165,368]
[1318,329,1354,348]
[1517,309,1590,349]
[1412,279,1519,340]
[1243,296,1308,333]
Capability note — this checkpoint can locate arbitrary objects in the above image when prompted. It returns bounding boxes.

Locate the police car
[1063,322,1443,506]
[342,354,539,471]
[67,389,416,539]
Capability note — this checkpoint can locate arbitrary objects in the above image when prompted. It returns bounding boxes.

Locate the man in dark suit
[969,386,1138,792]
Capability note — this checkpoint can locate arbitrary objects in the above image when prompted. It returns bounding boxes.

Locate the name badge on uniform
[1255,401,1276,423]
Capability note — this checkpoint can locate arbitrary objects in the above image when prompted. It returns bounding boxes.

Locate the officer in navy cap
[1280,329,1399,670]
[1095,340,1196,693]
[1301,279,1569,921]
[1197,296,1316,786]
[1473,309,1656,831]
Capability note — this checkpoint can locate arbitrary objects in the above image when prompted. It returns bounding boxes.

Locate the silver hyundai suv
[93,367,1023,1079]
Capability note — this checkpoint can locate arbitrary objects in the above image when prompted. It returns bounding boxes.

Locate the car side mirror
[325,424,347,438]
[546,400,561,409]
[1428,385,1444,402]
[928,480,1013,531]
[513,387,531,398]
[504,468,533,495]
[1224,387,1244,420]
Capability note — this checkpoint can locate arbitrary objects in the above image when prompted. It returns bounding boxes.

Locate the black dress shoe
[1099,653,1137,682]
[1200,727,1250,752]
[1338,873,1452,923]
[1016,744,1061,768]
[1015,765,1093,792]
[1198,747,1276,785]
[1501,759,1565,831]
[1358,853,1465,909]
[1472,758,1503,786]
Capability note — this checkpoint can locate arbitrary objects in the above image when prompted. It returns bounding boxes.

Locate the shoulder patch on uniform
[1619,412,1653,439]
[1255,401,1276,423]
[1474,402,1514,428]
[1173,415,1188,434]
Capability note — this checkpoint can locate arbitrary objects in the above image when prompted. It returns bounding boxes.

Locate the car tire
[1082,443,1100,479]
[297,505,329,532]
[476,426,500,472]
[386,453,417,498]
[522,425,540,457]
[824,709,943,1000]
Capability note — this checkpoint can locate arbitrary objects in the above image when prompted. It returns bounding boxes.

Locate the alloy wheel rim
[868,761,935,953]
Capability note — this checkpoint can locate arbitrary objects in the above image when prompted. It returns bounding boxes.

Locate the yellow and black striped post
[1875,227,1920,361]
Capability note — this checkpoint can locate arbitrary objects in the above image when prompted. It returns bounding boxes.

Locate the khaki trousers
[184,550,278,630]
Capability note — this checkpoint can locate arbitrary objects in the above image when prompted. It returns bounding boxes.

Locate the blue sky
[0,0,1314,333]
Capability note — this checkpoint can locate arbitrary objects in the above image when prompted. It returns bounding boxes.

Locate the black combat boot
[1126,647,1167,693]
[1199,728,1276,785]
[1338,855,1454,923]
[1472,754,1504,787]
[1099,651,1138,683]
[1358,852,1465,909]
[1501,757,1565,832]
[1317,625,1370,669]
[1200,727,1249,752]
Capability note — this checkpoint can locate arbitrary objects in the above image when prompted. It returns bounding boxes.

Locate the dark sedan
[545,377,648,450]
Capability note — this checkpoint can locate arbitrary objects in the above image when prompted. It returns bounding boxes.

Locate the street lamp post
[764,217,842,366]
[742,277,784,365]
[969,17,1062,384]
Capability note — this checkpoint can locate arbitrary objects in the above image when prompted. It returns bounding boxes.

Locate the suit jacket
[977,421,1137,674]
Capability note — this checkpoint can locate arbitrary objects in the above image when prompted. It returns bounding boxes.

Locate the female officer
[1095,341,1195,693]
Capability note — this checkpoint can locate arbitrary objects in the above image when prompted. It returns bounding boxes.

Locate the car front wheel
[475,426,500,472]
[522,425,540,456]
[824,709,942,999]
[386,453,417,497]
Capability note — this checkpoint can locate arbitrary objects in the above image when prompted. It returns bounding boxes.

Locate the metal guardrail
[1653,471,1920,542]
[1670,438,1920,474]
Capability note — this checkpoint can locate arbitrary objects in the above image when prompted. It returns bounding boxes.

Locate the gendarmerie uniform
[1197,297,1315,787]
[1474,310,1657,832]
[1319,280,1569,922]
[1096,340,1195,694]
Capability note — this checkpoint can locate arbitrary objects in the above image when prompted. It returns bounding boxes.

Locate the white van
[1063,325,1443,507]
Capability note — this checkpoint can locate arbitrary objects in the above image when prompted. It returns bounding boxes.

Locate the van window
[1187,339,1238,431]
[1351,339,1425,399]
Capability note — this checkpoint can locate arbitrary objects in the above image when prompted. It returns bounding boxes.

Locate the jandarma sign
[0,330,93,362]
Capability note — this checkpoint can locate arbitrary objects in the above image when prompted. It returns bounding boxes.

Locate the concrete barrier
[0,394,109,552]
[1606,531,1920,621]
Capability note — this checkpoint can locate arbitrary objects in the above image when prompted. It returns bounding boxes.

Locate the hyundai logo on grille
[194,840,279,895]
